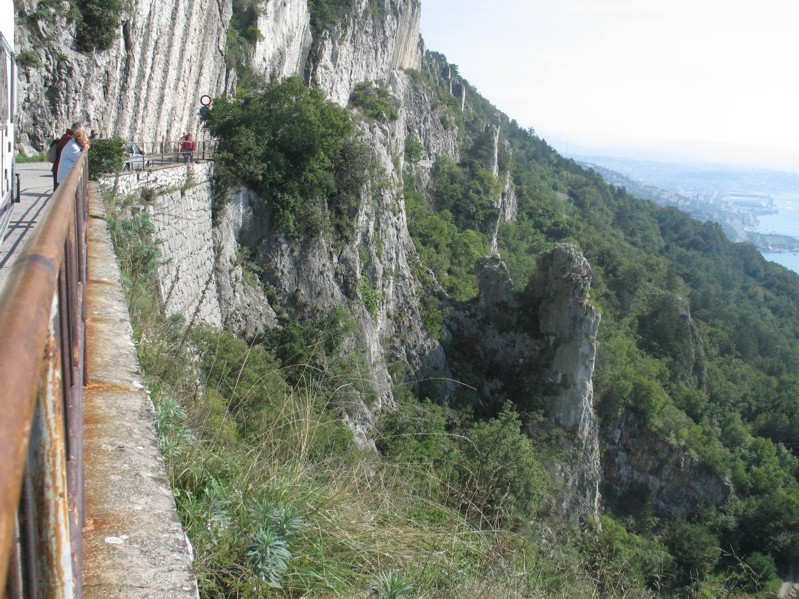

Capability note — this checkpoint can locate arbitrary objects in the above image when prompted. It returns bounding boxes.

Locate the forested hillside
[97,2,799,596]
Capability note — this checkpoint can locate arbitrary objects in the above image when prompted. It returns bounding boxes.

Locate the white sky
[420,0,799,170]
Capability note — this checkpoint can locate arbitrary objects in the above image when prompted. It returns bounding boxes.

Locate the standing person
[56,126,91,187]
[181,132,196,163]
[51,126,74,191]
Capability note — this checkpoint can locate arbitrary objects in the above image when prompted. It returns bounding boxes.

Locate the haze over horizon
[420,0,799,172]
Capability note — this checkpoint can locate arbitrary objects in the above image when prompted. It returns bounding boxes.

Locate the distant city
[573,155,799,253]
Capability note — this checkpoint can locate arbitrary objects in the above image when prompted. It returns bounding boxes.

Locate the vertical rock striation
[251,0,312,80]
[15,0,231,151]
[308,0,423,106]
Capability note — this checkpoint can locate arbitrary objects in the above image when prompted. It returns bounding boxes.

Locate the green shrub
[583,515,673,595]
[735,551,779,593]
[76,0,123,52]
[307,0,358,34]
[190,327,287,433]
[88,137,126,178]
[349,80,399,122]
[664,519,720,584]
[225,0,264,82]
[107,208,159,285]
[16,151,47,163]
[431,155,499,234]
[329,139,379,240]
[358,274,382,322]
[16,50,42,68]
[378,398,457,485]
[28,0,75,28]
[456,403,549,527]
[403,136,423,163]
[247,527,291,588]
[369,571,414,598]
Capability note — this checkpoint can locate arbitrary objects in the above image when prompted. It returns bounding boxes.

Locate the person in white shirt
[56,125,90,187]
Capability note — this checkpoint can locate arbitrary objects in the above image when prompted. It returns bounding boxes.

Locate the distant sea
[754,192,799,275]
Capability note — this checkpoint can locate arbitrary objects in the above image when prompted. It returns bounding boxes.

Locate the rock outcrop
[308,0,423,106]
[603,411,733,515]
[251,0,312,80]
[443,245,602,522]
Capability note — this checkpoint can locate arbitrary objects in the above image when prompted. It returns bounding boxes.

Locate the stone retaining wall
[100,163,223,328]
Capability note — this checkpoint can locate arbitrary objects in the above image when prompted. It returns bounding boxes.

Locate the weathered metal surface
[27,301,74,597]
[0,153,88,596]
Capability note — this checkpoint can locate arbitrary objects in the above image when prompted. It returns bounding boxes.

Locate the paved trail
[0,162,55,290]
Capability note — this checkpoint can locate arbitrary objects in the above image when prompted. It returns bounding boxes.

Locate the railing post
[27,297,75,597]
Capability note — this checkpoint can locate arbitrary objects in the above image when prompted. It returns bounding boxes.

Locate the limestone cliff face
[231,114,446,446]
[251,0,312,80]
[308,0,423,106]
[23,0,625,522]
[15,0,422,151]
[443,246,602,522]
[603,411,732,515]
[15,0,231,152]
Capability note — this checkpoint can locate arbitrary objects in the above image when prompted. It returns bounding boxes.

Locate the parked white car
[123,142,151,170]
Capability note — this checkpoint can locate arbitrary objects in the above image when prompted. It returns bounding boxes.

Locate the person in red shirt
[180,132,196,163]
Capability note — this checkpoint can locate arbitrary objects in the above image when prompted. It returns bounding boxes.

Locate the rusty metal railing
[0,150,89,597]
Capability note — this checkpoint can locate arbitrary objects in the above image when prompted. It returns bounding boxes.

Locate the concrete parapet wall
[83,181,199,597]
[99,162,212,199]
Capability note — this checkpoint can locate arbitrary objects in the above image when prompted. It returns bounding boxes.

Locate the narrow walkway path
[0,162,54,289]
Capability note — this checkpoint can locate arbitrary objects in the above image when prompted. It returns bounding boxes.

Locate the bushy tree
[456,403,548,527]
[88,137,126,178]
[76,0,123,51]
[203,77,355,235]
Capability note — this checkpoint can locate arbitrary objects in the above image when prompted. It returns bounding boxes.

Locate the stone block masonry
[100,164,223,329]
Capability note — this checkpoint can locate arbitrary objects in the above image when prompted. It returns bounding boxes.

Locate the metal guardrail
[125,139,217,170]
[0,150,89,597]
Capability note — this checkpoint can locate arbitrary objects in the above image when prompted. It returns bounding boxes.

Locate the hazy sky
[420,0,799,170]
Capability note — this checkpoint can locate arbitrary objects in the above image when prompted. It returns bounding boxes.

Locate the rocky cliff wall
[15,0,231,152]
[251,0,312,80]
[603,411,732,515]
[15,0,424,153]
[309,0,423,106]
